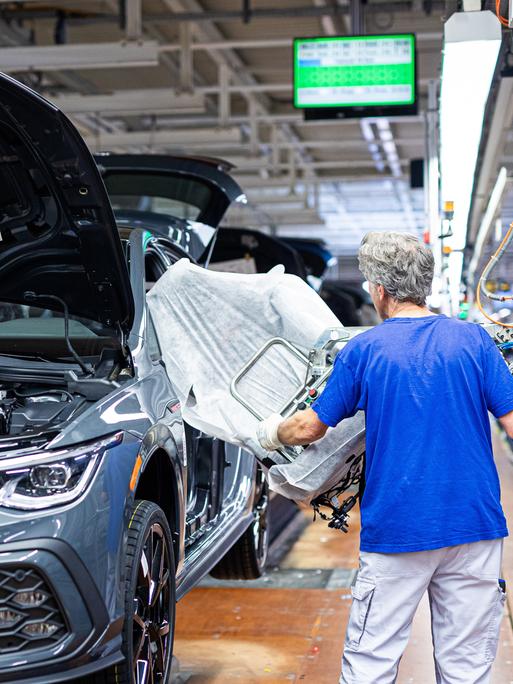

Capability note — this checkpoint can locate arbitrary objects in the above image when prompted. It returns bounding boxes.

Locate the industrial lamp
[439,10,502,307]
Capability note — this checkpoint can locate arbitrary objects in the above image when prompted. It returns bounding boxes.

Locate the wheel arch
[133,447,182,568]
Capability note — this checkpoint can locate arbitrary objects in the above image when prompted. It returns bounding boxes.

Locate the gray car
[0,73,268,684]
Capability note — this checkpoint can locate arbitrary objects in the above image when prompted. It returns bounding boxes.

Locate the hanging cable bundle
[496,0,509,26]
[476,221,513,328]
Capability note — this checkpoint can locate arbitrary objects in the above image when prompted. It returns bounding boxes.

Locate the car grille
[0,567,68,653]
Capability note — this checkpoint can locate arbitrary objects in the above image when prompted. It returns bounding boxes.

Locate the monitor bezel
[293,33,418,120]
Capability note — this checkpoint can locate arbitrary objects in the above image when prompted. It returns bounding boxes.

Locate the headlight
[0,433,122,510]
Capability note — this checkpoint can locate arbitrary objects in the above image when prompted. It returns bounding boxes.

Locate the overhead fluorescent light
[468,166,508,283]
[0,42,159,72]
[84,127,242,152]
[258,209,323,225]
[51,89,206,116]
[440,10,502,306]
[231,209,324,227]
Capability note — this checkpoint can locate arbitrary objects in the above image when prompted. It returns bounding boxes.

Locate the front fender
[129,417,186,575]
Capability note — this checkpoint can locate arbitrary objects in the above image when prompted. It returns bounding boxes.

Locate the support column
[218,63,230,125]
[124,0,142,40]
[350,0,363,34]
[179,22,193,92]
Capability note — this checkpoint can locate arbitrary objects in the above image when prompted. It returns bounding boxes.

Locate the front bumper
[0,433,141,683]
[0,538,123,683]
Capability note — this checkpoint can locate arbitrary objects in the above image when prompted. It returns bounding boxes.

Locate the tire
[74,500,176,684]
[210,471,269,580]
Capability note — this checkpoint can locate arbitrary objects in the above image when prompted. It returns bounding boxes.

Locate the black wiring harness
[0,398,15,435]
[310,453,364,532]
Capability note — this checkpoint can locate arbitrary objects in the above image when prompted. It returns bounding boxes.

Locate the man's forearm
[277,409,329,446]
[257,408,329,451]
[277,413,315,446]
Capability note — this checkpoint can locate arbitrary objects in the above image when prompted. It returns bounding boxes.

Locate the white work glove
[257,413,284,451]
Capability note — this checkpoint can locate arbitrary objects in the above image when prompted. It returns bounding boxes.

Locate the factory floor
[172,426,513,683]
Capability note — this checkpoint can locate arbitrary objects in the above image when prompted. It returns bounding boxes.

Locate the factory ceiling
[1,0,502,261]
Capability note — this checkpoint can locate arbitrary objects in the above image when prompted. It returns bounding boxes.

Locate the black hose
[23,292,93,375]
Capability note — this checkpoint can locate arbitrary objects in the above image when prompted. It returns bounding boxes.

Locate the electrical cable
[475,221,513,328]
[496,0,509,27]
[23,291,93,374]
[13,388,75,402]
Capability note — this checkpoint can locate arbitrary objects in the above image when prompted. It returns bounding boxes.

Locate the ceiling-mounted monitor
[293,34,417,120]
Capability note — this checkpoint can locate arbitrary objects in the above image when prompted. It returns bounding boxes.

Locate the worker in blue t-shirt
[257,231,513,684]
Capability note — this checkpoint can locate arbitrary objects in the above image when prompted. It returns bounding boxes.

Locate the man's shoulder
[341,317,487,348]
[436,317,489,341]
[337,325,382,357]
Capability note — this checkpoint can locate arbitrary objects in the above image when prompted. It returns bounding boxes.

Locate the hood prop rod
[23,291,93,376]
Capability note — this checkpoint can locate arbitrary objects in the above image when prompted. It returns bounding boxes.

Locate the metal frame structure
[0,0,459,257]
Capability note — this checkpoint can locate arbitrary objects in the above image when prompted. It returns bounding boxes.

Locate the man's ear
[377,284,386,301]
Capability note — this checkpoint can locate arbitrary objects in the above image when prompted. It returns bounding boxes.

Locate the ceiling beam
[111,137,420,152]
[233,173,405,185]
[2,3,446,24]
[157,33,441,53]
[127,112,423,127]
[232,159,409,171]
[161,0,318,180]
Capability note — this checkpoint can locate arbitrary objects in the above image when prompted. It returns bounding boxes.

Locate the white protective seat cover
[147,259,366,502]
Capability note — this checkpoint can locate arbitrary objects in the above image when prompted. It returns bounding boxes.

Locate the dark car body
[211,226,307,279]
[281,237,336,279]
[0,73,264,683]
[321,280,380,327]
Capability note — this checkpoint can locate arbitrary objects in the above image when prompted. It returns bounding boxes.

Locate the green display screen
[294,34,416,109]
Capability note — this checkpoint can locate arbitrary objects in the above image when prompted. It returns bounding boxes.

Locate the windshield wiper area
[0,355,83,385]
[0,357,121,400]
[23,291,94,376]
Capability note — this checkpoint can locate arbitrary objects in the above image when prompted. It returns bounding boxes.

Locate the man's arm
[256,344,360,452]
[278,409,328,446]
[499,409,513,438]
[256,409,328,451]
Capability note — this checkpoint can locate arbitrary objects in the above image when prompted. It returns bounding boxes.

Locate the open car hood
[94,154,246,262]
[0,73,134,333]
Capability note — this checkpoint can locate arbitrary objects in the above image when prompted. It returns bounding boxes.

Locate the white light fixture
[440,10,502,307]
[51,89,206,116]
[468,166,508,283]
[0,42,159,72]
[84,127,242,153]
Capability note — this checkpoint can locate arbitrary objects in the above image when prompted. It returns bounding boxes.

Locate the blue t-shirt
[312,315,513,553]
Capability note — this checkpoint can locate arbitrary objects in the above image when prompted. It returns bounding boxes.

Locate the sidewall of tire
[121,500,176,684]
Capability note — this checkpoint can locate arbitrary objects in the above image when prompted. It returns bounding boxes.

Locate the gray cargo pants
[340,539,505,684]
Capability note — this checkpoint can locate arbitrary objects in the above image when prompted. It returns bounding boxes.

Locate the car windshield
[0,303,118,359]
[102,171,213,221]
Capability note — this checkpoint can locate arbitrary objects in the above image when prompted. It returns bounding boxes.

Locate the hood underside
[0,73,134,332]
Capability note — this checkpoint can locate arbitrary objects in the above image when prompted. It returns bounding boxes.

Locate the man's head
[358,231,434,320]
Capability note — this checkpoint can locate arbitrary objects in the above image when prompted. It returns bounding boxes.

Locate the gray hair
[358,232,434,306]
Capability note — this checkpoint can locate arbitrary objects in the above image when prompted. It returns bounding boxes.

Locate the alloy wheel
[132,523,172,684]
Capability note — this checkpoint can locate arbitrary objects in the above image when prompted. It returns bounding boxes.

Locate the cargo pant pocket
[484,584,507,664]
[346,579,375,650]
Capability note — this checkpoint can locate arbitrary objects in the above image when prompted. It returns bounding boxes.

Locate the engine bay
[0,347,132,439]
[0,385,88,437]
